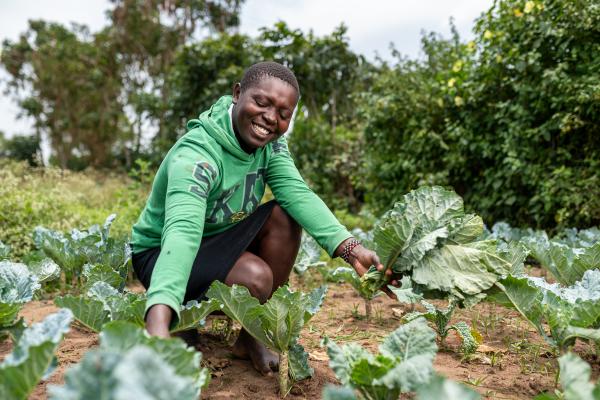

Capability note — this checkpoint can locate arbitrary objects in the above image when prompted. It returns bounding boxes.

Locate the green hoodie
[131,95,351,322]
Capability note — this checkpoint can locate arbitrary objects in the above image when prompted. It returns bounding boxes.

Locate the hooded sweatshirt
[131,95,351,323]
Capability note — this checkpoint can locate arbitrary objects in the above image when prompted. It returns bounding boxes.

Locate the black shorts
[132,200,277,302]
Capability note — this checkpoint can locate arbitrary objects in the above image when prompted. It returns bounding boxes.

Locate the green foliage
[360,0,600,230]
[0,134,41,166]
[293,233,326,276]
[415,375,481,400]
[0,261,41,336]
[55,281,146,332]
[361,186,519,304]
[48,320,210,400]
[0,161,146,259]
[0,309,73,400]
[323,318,437,400]
[206,281,326,395]
[498,269,600,352]
[522,233,600,286]
[403,299,479,355]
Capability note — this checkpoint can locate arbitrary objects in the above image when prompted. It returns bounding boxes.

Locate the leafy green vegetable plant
[0,241,10,259]
[522,232,600,286]
[293,233,326,276]
[533,352,600,400]
[206,281,327,396]
[55,281,146,332]
[331,266,379,320]
[361,186,516,305]
[0,308,73,400]
[0,260,59,340]
[323,318,437,400]
[403,298,479,355]
[48,321,210,400]
[34,214,131,290]
[498,269,600,352]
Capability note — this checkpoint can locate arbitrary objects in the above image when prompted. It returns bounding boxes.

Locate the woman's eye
[255,99,267,107]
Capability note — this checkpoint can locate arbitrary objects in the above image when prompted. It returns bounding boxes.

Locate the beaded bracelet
[341,239,361,264]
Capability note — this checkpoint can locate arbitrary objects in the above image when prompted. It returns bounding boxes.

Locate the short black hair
[240,61,300,95]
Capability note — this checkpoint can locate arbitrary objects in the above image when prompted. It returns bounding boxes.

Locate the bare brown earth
[2,269,599,400]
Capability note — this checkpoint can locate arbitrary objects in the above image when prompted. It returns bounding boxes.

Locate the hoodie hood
[186,95,257,162]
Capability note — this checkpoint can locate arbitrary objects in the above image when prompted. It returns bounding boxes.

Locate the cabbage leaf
[206,281,326,395]
[0,308,73,400]
[48,320,210,400]
[324,318,437,400]
[498,269,600,351]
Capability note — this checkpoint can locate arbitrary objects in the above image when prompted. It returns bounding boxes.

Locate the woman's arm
[146,304,173,337]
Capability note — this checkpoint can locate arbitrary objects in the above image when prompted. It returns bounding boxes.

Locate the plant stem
[365,299,372,321]
[279,351,289,397]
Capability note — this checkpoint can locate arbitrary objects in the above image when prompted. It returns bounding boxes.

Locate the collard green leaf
[288,342,313,381]
[206,282,269,345]
[50,321,209,400]
[333,267,379,300]
[0,261,40,330]
[522,234,600,286]
[416,375,481,400]
[0,309,73,400]
[388,276,423,304]
[207,281,324,383]
[28,258,60,283]
[448,321,478,354]
[55,282,145,332]
[294,233,326,275]
[322,385,358,400]
[172,298,223,333]
[325,318,437,397]
[82,263,125,291]
[557,352,600,400]
[499,270,600,350]
[54,295,109,332]
[362,186,512,303]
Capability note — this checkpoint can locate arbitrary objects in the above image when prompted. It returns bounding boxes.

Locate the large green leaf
[49,321,209,400]
[172,298,223,333]
[522,235,600,286]
[361,186,513,303]
[0,261,40,330]
[0,309,73,400]
[325,318,437,399]
[294,233,326,275]
[557,352,600,400]
[415,375,481,399]
[82,263,125,292]
[499,270,600,350]
[54,282,146,332]
[206,281,325,383]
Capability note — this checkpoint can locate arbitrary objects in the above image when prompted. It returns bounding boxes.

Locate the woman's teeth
[252,123,269,136]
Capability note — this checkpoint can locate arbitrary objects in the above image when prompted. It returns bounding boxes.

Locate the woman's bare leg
[225,203,301,375]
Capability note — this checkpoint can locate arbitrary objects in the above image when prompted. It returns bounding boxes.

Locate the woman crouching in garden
[130,61,390,375]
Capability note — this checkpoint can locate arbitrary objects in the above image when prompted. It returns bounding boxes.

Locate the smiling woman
[129,61,389,375]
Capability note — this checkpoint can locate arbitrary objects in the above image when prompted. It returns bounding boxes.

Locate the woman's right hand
[145,304,173,338]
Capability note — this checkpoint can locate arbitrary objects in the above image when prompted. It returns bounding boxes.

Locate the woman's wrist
[145,304,173,338]
[335,237,362,265]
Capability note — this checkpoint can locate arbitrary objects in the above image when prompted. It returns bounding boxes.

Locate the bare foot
[232,329,278,376]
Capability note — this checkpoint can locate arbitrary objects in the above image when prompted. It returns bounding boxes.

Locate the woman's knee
[227,255,273,302]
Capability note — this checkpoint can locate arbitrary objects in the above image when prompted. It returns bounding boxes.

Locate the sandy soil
[2,270,599,399]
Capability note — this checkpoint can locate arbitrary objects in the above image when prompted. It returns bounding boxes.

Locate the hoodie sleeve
[266,136,352,256]
[145,145,219,327]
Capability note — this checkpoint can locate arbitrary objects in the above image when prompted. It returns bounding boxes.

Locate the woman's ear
[232,82,241,104]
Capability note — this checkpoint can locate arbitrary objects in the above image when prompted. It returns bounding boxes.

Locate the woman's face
[232,76,298,152]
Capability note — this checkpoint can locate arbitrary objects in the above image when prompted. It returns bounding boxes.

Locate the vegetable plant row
[1,184,599,398]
